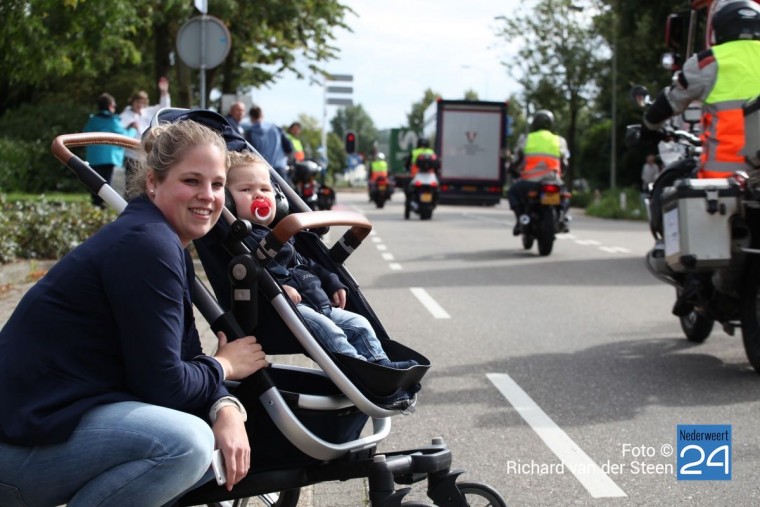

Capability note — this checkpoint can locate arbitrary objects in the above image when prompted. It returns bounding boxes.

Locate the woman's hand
[214,332,268,380]
[331,288,347,309]
[283,284,301,304]
[212,408,250,491]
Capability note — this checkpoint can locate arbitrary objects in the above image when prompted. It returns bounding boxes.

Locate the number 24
[679,445,729,475]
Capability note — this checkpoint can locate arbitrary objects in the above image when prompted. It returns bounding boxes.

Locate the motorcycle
[368,174,394,209]
[515,177,571,256]
[289,159,335,211]
[404,155,440,220]
[629,85,760,373]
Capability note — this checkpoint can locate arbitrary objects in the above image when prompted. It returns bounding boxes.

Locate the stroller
[50,109,507,507]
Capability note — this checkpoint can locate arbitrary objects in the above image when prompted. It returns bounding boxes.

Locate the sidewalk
[0,260,369,506]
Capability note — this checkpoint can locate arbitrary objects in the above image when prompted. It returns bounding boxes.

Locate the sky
[245,0,523,131]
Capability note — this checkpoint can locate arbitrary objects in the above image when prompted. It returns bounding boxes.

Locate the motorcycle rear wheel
[537,209,555,256]
[741,261,760,373]
[679,311,714,343]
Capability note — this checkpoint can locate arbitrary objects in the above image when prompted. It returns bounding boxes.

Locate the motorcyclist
[369,152,389,182]
[405,138,436,177]
[640,0,760,180]
[507,109,569,235]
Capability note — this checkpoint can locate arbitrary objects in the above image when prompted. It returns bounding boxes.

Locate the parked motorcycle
[629,85,760,373]
[515,177,571,256]
[404,155,440,220]
[368,175,394,209]
[289,159,335,211]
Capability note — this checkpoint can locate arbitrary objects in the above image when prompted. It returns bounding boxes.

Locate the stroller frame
[50,112,506,506]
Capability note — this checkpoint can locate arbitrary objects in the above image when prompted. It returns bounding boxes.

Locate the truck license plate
[541,193,560,205]
[420,192,433,203]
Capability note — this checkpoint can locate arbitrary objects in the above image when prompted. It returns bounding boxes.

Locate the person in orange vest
[507,109,569,235]
[286,122,305,164]
[369,152,389,182]
[405,138,435,177]
[641,0,760,179]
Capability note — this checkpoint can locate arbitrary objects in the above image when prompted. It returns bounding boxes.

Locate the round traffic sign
[176,15,231,69]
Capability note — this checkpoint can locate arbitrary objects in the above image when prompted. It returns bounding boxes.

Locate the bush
[585,186,647,220]
[0,195,117,264]
[0,102,89,193]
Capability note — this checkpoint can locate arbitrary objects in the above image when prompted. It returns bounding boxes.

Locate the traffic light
[345,131,357,154]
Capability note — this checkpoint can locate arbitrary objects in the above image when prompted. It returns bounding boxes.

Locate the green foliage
[0,102,88,192]
[0,196,117,264]
[406,88,439,133]
[584,186,647,220]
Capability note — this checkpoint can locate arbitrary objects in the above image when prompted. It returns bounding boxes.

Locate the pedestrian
[0,119,268,506]
[226,101,246,136]
[285,122,305,163]
[245,105,293,185]
[640,153,661,192]
[120,77,171,188]
[82,92,138,205]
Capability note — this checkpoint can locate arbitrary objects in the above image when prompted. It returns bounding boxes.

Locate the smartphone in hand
[211,448,226,486]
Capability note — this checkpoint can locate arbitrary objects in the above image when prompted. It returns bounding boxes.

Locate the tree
[406,88,440,133]
[494,0,606,187]
[0,0,354,113]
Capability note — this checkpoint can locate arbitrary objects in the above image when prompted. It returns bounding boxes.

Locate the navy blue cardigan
[0,196,227,445]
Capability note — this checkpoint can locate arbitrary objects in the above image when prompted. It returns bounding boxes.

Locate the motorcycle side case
[661,178,740,272]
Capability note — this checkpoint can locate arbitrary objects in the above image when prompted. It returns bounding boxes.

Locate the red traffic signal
[345,131,357,154]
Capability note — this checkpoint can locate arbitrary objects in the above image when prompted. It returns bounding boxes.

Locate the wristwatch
[209,395,247,424]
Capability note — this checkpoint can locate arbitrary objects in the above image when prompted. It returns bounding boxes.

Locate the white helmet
[377,152,386,160]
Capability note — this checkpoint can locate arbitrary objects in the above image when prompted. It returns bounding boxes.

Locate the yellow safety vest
[410,147,435,176]
[521,130,561,181]
[701,40,760,178]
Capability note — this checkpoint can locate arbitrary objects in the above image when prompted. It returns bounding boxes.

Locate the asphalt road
[2,189,759,506]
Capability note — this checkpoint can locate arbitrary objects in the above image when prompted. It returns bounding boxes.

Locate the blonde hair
[125,120,229,200]
[228,149,264,169]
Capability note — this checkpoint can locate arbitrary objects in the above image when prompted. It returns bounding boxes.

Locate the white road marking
[487,373,627,499]
[574,239,601,246]
[389,263,403,271]
[372,236,382,243]
[376,244,387,251]
[410,287,450,319]
[599,246,631,253]
[382,253,395,261]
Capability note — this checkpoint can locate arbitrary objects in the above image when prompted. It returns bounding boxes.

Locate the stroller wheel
[456,481,507,506]
[247,488,301,507]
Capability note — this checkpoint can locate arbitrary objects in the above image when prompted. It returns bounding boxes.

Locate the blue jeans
[0,401,215,507]
[298,305,388,362]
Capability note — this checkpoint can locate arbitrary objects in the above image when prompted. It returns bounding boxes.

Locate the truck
[422,99,508,205]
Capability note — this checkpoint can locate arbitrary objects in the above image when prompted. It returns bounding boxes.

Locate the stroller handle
[270,210,372,244]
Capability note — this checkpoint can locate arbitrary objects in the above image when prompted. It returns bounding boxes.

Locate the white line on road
[487,373,627,499]
[599,246,631,253]
[410,287,450,319]
[382,253,395,261]
[389,263,403,271]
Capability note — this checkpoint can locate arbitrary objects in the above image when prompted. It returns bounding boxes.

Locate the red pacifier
[250,198,273,224]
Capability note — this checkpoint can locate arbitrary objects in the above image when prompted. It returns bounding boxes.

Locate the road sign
[327,98,354,106]
[176,16,231,69]
[327,86,353,94]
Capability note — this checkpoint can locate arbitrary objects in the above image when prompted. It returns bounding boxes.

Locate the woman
[0,120,267,506]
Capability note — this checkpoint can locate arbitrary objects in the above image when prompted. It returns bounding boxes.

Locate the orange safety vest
[521,130,561,181]
[700,40,760,178]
